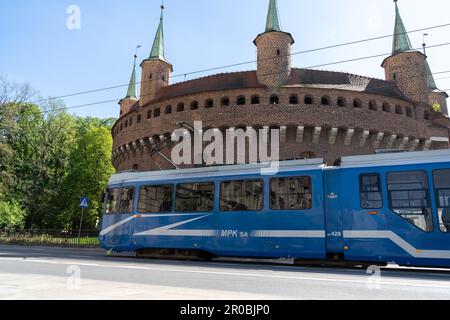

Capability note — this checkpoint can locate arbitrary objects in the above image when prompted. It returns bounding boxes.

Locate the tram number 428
[221,230,249,238]
[327,231,342,237]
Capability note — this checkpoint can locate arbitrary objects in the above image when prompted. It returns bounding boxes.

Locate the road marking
[1,257,450,290]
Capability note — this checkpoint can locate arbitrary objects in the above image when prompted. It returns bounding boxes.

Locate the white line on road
[1,257,450,290]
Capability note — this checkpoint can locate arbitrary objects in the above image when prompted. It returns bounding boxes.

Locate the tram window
[270,177,312,210]
[360,174,383,209]
[433,170,450,233]
[119,188,135,213]
[176,182,214,212]
[138,185,173,213]
[105,188,121,214]
[220,180,263,212]
[388,171,433,232]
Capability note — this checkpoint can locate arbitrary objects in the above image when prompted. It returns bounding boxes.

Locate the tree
[0,76,35,201]
[7,100,77,228]
[0,200,26,229]
[57,119,115,230]
[0,76,117,230]
[432,103,442,113]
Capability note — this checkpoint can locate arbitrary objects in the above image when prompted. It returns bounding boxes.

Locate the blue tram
[99,149,450,268]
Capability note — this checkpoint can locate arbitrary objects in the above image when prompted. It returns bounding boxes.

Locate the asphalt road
[0,244,450,300]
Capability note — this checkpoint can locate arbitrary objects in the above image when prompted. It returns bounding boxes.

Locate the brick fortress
[111,0,450,172]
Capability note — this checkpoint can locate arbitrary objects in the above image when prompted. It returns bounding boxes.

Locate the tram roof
[340,149,450,168]
[109,150,450,185]
[109,158,325,185]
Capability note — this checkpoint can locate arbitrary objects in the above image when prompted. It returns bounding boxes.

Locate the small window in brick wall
[125,120,128,128]
[383,102,391,113]
[290,95,299,104]
[396,105,403,115]
[205,99,214,108]
[165,105,172,114]
[369,100,377,111]
[191,101,199,110]
[221,97,230,106]
[304,96,314,105]
[237,95,246,105]
[177,103,185,112]
[337,97,346,107]
[137,115,142,123]
[424,111,431,121]
[250,95,259,105]
[270,95,280,105]
[353,99,362,109]
[147,110,152,119]
[129,117,133,126]
[154,108,161,117]
[321,96,330,106]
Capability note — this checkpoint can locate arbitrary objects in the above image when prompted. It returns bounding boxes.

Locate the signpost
[79,197,89,239]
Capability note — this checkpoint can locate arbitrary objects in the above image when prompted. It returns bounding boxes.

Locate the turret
[254,0,294,88]
[425,61,449,116]
[140,5,173,107]
[381,0,430,104]
[119,55,138,117]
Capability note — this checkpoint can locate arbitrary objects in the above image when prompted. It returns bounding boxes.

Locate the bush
[0,200,26,229]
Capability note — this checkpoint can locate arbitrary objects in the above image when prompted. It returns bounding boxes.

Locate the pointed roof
[149,5,166,61]
[392,0,413,54]
[265,0,281,32]
[254,0,294,45]
[125,56,137,99]
[425,61,438,90]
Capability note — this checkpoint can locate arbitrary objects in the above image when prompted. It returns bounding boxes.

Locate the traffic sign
[79,197,89,209]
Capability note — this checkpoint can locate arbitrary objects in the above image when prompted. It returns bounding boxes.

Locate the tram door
[323,169,344,257]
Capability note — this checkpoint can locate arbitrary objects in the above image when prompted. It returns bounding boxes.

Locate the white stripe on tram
[101,217,450,260]
[344,231,450,260]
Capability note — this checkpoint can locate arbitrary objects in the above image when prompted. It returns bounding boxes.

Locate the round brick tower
[254,0,294,88]
[382,51,430,105]
[111,0,450,173]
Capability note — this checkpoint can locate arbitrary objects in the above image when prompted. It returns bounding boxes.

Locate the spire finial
[149,3,166,60]
[265,0,281,32]
[392,0,413,54]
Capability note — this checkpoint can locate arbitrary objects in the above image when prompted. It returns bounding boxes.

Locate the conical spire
[425,61,438,90]
[149,5,166,60]
[125,56,137,99]
[265,0,281,32]
[392,0,413,54]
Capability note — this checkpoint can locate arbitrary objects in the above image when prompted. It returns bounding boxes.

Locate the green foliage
[0,200,26,229]
[57,120,115,230]
[432,103,442,113]
[0,80,117,231]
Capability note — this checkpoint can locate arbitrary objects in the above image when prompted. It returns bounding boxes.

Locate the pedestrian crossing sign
[79,197,89,209]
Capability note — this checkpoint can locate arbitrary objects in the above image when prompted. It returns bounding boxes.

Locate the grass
[0,233,99,248]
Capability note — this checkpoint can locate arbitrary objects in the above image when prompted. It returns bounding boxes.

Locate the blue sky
[1,0,449,119]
